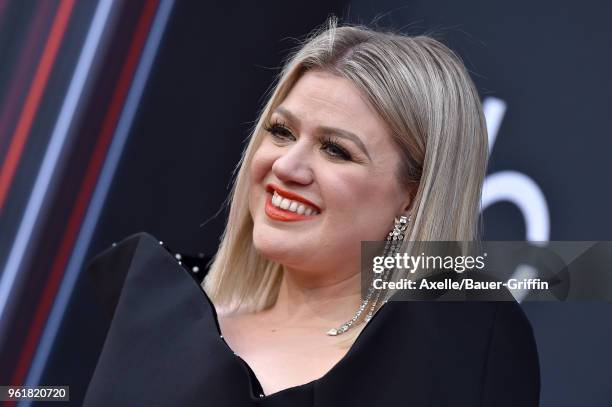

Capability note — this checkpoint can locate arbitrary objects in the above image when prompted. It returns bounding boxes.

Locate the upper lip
[266,183,322,212]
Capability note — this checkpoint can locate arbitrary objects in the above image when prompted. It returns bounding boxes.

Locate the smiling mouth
[270,190,320,215]
[264,186,321,222]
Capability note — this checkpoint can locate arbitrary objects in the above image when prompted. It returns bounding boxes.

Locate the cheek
[321,172,401,238]
[250,145,274,184]
[324,171,392,211]
[248,143,276,213]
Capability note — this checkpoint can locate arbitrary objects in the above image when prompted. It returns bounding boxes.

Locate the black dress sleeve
[86,233,143,320]
[481,302,541,406]
[83,233,241,406]
[85,233,211,320]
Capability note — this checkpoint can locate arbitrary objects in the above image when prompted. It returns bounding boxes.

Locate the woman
[84,18,540,406]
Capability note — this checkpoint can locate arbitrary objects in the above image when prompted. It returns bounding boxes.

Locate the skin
[218,69,413,396]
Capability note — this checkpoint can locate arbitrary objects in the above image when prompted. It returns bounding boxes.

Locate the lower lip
[264,194,318,222]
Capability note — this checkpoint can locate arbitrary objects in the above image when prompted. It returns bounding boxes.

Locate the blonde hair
[203,18,488,322]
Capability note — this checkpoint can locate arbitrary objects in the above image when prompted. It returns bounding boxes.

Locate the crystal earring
[326,215,410,336]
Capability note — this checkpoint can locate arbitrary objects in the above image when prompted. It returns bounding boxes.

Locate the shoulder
[375,300,539,405]
[86,232,152,274]
[83,236,221,405]
[481,301,541,405]
[394,300,538,361]
[85,232,212,318]
[85,233,154,319]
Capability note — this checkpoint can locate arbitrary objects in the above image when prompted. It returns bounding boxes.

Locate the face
[249,70,412,279]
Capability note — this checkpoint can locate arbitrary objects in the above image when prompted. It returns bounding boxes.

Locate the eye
[321,137,352,161]
[263,122,354,162]
[264,121,295,142]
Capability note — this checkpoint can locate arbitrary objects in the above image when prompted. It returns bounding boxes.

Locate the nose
[271,141,313,185]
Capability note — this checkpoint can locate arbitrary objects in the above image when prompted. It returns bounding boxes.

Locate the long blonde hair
[203,17,488,317]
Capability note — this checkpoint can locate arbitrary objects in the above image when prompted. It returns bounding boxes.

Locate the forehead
[276,70,392,145]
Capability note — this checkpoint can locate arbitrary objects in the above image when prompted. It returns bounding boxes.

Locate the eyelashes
[263,121,293,141]
[263,121,353,162]
[321,136,352,161]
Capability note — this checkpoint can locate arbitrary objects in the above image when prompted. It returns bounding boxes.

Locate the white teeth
[271,191,319,216]
[272,193,281,206]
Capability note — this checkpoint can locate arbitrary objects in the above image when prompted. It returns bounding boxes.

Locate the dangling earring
[326,214,410,336]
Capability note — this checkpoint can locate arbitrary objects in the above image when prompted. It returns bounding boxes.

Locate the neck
[266,266,362,326]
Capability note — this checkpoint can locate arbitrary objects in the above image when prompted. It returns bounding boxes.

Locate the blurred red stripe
[0,0,10,27]
[0,0,76,214]
[7,0,160,395]
[0,0,56,163]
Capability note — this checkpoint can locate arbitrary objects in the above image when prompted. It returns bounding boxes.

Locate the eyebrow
[273,106,371,160]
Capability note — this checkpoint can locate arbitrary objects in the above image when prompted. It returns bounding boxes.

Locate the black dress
[83,232,540,406]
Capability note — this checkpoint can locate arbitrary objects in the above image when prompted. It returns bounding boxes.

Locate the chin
[253,225,291,261]
[251,224,312,267]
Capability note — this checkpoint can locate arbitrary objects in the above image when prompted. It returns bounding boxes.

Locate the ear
[399,183,417,218]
